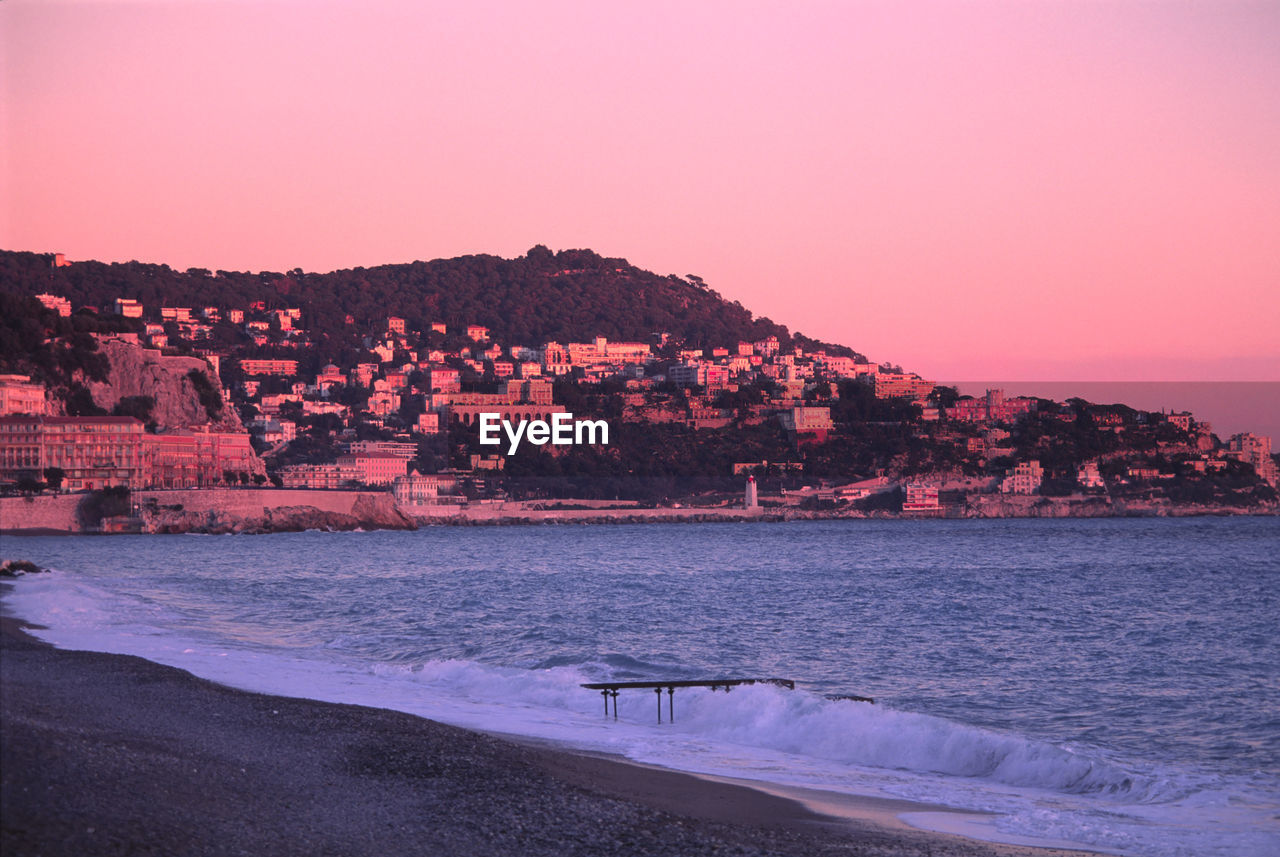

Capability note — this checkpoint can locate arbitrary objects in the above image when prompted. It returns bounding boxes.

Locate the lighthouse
[745,475,759,509]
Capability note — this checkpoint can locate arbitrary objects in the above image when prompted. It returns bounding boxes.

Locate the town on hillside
[1,252,1276,527]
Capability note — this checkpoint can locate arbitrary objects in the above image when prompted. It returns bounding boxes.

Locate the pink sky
[3,1,1277,381]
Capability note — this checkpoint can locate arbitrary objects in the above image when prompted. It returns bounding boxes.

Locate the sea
[4,518,1278,857]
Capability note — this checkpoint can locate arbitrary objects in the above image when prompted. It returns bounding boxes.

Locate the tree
[186,369,223,420]
[42,467,65,491]
[112,395,155,425]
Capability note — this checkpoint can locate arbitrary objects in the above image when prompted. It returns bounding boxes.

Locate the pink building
[36,293,71,317]
[874,373,936,400]
[0,375,46,416]
[903,483,941,512]
[947,389,1036,423]
[337,451,408,485]
[780,406,834,435]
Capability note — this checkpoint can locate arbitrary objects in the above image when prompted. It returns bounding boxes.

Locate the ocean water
[4,518,1278,856]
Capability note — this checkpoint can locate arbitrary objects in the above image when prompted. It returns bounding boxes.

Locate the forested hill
[0,247,861,357]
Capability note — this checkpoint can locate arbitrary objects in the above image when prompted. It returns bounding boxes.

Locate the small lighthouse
[745,475,759,509]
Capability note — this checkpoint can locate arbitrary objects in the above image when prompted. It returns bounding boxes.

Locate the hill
[0,247,862,359]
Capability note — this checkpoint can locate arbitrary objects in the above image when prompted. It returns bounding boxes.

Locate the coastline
[1,593,1095,857]
[1,487,1275,536]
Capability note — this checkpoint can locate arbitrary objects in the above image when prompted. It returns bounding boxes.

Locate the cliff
[83,337,246,432]
[144,497,417,534]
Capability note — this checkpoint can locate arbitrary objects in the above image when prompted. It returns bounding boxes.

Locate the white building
[393,470,439,505]
[1001,460,1044,494]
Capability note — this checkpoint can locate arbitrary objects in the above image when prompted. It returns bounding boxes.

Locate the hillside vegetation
[0,247,860,358]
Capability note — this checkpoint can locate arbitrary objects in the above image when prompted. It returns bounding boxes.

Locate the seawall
[0,489,411,535]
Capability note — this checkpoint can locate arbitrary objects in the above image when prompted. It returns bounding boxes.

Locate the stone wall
[1,489,397,534]
[0,494,85,534]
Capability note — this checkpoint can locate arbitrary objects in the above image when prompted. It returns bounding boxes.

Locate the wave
[369,656,1174,802]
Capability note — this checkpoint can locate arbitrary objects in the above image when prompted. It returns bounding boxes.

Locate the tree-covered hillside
[0,247,861,357]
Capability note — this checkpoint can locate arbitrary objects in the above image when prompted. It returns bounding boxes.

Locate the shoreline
[1,487,1274,536]
[1,593,1096,857]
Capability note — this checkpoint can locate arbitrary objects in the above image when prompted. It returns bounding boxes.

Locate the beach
[0,607,1089,857]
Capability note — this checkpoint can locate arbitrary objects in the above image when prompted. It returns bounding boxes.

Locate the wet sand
[1,608,1094,857]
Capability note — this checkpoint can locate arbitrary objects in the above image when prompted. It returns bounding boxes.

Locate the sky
[3,0,1278,382]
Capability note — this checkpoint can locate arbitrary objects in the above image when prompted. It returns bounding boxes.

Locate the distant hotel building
[0,416,257,491]
[779,406,834,436]
[874,373,935,400]
[902,483,942,513]
[393,470,440,505]
[277,452,408,489]
[278,462,361,490]
[0,375,47,416]
[0,416,144,491]
[1226,433,1278,486]
[36,293,72,317]
[946,389,1035,423]
[114,298,143,318]
[1000,460,1044,494]
[239,358,299,376]
[336,451,408,485]
[566,336,651,366]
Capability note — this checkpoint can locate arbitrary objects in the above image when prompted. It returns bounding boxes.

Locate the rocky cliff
[144,494,417,534]
[83,337,246,432]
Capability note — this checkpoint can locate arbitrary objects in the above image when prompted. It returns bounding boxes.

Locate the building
[541,342,572,375]
[1167,412,1194,432]
[566,337,651,366]
[0,415,146,490]
[393,470,439,505]
[946,389,1036,423]
[668,363,729,388]
[1000,460,1044,494]
[114,298,143,318]
[1226,433,1278,485]
[278,462,361,489]
[36,293,72,317]
[366,391,400,416]
[345,440,416,459]
[247,419,296,446]
[506,378,553,405]
[667,364,701,387]
[874,373,935,400]
[753,336,780,356]
[0,415,259,491]
[448,403,567,427]
[336,451,408,485]
[1077,461,1106,489]
[902,483,941,512]
[0,375,46,416]
[427,367,461,393]
[466,325,490,341]
[239,358,299,376]
[416,412,440,434]
[779,406,835,435]
[386,316,406,335]
[160,307,193,323]
[143,430,258,488]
